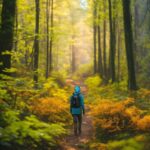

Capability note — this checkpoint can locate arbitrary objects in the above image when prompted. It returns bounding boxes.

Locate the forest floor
[59,79,94,150]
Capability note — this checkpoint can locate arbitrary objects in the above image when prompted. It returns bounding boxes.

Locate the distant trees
[0,0,16,74]
[0,0,146,90]
[92,0,137,90]
[45,0,54,78]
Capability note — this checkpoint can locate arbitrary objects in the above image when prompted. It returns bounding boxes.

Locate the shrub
[90,98,142,140]
[137,115,150,131]
[91,96,150,142]
[108,135,145,150]
[30,97,71,123]
[84,76,102,102]
[0,110,66,150]
[51,71,67,87]
[84,75,102,89]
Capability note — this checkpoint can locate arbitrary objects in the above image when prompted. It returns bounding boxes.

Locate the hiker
[70,85,85,135]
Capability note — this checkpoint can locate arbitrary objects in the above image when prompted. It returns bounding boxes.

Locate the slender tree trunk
[93,2,97,74]
[97,3,103,77]
[122,0,137,90]
[117,28,121,82]
[14,3,18,51]
[25,40,29,67]
[103,0,107,81]
[108,0,116,82]
[33,0,40,86]
[56,45,59,71]
[97,25,103,77]
[0,0,16,74]
[71,36,76,73]
[49,0,53,73]
[134,2,139,73]
[46,0,50,78]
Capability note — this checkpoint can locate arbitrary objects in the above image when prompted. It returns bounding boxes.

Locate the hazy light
[80,0,87,9]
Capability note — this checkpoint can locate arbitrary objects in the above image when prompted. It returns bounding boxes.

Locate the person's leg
[73,115,78,135]
[78,114,82,134]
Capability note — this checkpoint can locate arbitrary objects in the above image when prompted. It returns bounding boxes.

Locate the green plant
[0,110,66,149]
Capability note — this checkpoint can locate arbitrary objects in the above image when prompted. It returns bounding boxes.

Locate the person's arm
[80,94,85,115]
[70,96,72,114]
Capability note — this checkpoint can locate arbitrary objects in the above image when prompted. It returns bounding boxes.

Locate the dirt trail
[59,79,94,150]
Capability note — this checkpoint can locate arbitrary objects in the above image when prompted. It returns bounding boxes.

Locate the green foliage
[84,76,129,104]
[0,110,66,149]
[108,135,145,150]
[43,78,59,90]
[84,75,102,103]
[84,75,102,88]
[0,72,70,149]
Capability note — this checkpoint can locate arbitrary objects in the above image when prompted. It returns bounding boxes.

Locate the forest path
[59,79,94,150]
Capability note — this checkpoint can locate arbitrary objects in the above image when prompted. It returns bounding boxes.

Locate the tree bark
[46,0,50,78]
[49,0,53,73]
[71,36,76,73]
[33,0,40,86]
[97,25,103,77]
[103,0,107,80]
[122,0,137,90]
[14,3,18,52]
[0,0,16,74]
[108,0,116,82]
[93,1,97,74]
[134,2,140,73]
[97,3,103,77]
[117,28,121,82]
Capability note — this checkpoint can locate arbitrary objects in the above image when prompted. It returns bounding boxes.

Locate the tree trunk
[97,25,103,77]
[134,2,140,73]
[93,2,97,74]
[46,0,50,78]
[33,0,40,86]
[108,0,116,82]
[103,0,107,81]
[49,0,53,73]
[117,28,121,82]
[71,36,76,73]
[122,0,137,90]
[14,3,18,52]
[0,0,16,74]
[97,3,103,77]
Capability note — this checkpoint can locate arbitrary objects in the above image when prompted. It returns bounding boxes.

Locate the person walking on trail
[70,85,85,136]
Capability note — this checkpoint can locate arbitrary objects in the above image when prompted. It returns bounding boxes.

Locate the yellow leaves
[124,106,141,124]
[138,88,150,100]
[90,98,142,134]
[137,115,150,131]
[51,88,68,101]
[84,75,102,89]
[30,97,70,123]
[134,135,146,142]
[91,96,150,134]
[89,142,107,150]
[122,98,134,106]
